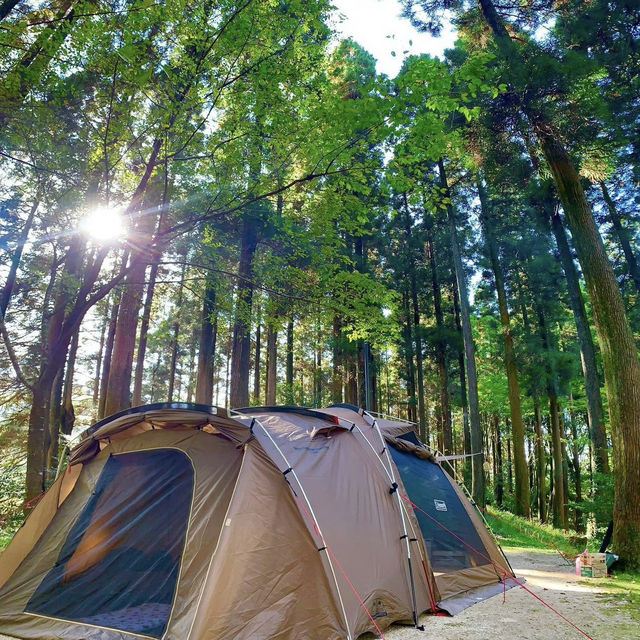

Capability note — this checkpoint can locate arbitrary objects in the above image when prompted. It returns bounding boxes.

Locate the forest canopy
[0,0,639,568]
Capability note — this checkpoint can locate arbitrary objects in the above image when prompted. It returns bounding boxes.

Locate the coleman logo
[434,499,447,511]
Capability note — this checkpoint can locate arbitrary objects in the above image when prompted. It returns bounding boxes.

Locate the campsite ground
[363,548,639,640]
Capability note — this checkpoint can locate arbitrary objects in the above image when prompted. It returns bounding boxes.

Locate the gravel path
[361,549,637,640]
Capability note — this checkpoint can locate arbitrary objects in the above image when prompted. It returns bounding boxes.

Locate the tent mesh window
[390,447,490,573]
[27,449,193,638]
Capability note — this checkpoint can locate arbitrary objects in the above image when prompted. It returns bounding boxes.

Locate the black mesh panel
[390,447,489,573]
[27,449,193,638]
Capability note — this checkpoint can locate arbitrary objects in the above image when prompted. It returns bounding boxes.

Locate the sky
[331,0,457,77]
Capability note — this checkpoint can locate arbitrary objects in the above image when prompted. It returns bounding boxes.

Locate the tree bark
[93,300,108,411]
[568,394,584,532]
[103,161,165,416]
[252,300,262,404]
[196,277,217,404]
[98,292,120,419]
[453,277,471,479]
[331,315,343,403]
[286,317,294,404]
[60,328,79,437]
[477,177,529,516]
[550,208,610,474]
[549,390,567,528]
[132,262,159,406]
[230,218,259,408]
[402,291,417,423]
[439,160,484,506]
[265,322,277,405]
[533,402,548,522]
[542,137,640,563]
[494,415,504,507]
[427,230,452,454]
[167,262,186,402]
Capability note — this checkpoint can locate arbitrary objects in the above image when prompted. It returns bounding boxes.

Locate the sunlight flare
[80,206,126,242]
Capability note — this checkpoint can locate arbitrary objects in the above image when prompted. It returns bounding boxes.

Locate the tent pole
[364,412,422,627]
[235,412,354,640]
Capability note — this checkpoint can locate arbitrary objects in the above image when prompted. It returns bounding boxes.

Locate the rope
[292,491,388,640]
[401,494,597,640]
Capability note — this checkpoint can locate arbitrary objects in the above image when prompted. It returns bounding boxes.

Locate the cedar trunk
[427,232,452,454]
[195,278,217,404]
[230,219,258,408]
[541,137,640,565]
[439,160,484,506]
[477,178,530,516]
[265,324,277,405]
[550,209,609,474]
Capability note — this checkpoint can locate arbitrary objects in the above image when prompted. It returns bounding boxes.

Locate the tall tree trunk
[103,258,147,415]
[315,337,322,407]
[0,198,38,319]
[533,402,547,522]
[98,292,120,419]
[494,415,504,507]
[286,317,294,404]
[196,277,217,404]
[346,355,358,407]
[439,160,484,506]
[453,277,471,479]
[545,137,640,561]
[265,322,277,405]
[401,195,427,439]
[60,328,79,437]
[427,231,452,454]
[252,300,262,404]
[230,219,258,408]
[331,316,343,403]
[550,209,609,474]
[506,433,513,495]
[600,181,640,295]
[402,292,417,423]
[186,327,197,403]
[568,394,584,532]
[477,177,530,516]
[167,263,186,402]
[103,166,165,416]
[25,234,86,500]
[478,0,640,569]
[93,300,109,411]
[132,262,159,406]
[549,390,567,528]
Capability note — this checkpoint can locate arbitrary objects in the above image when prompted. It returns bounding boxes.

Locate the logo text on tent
[434,499,447,512]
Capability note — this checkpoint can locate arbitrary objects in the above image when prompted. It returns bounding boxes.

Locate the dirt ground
[362,549,637,640]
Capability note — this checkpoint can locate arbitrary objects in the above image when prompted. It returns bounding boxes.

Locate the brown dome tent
[0,403,515,640]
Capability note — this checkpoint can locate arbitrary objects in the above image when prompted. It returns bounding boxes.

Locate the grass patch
[593,571,640,622]
[483,506,588,557]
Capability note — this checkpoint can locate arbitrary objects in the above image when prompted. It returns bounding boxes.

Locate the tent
[0,403,515,640]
